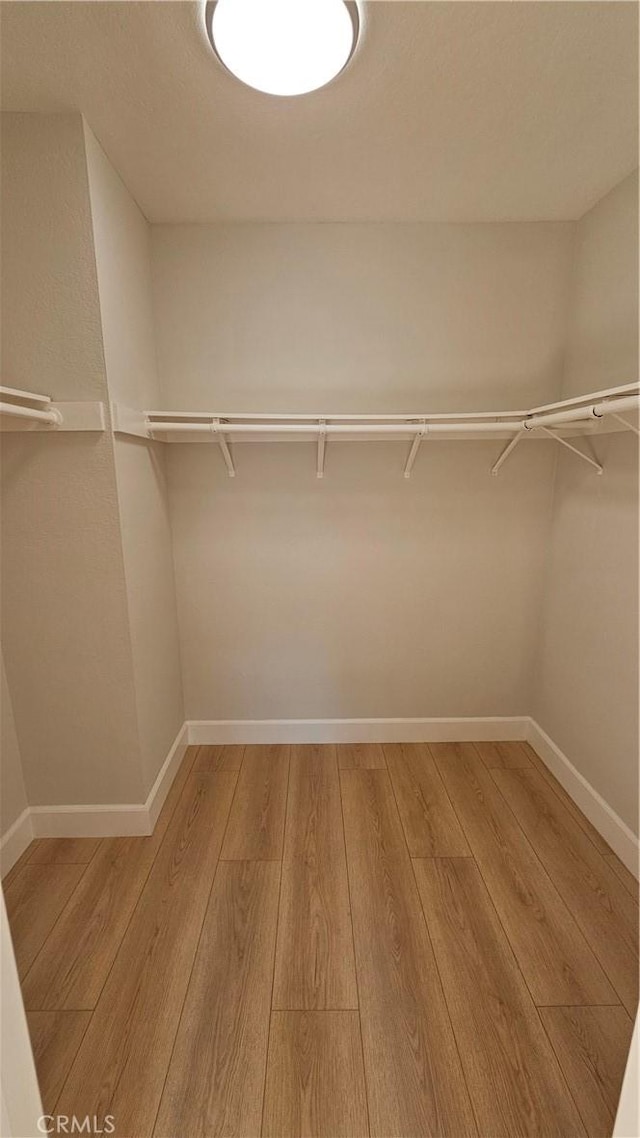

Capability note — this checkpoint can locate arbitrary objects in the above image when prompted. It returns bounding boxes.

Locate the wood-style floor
[3,741,638,1137]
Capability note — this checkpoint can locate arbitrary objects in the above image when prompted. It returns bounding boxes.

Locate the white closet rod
[148,394,639,436]
[151,420,508,434]
[523,394,639,430]
[0,401,62,426]
[0,386,106,432]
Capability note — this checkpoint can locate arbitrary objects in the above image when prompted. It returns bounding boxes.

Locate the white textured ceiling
[1,1,637,222]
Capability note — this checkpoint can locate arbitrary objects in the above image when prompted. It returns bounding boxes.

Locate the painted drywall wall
[151,222,574,412]
[83,125,184,794]
[0,113,144,806]
[562,170,639,397]
[168,439,556,720]
[0,650,27,836]
[534,172,639,835]
[152,222,573,720]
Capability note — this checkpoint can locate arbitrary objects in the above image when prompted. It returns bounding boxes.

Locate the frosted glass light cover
[207,0,359,97]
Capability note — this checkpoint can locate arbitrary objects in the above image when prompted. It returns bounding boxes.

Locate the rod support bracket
[403,420,427,478]
[490,430,525,476]
[539,426,603,474]
[211,418,236,477]
[317,419,327,479]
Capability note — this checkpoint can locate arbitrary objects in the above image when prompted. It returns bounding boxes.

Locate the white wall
[152,223,574,412]
[152,222,574,720]
[0,651,27,836]
[534,171,639,835]
[84,126,184,793]
[1,113,144,806]
[168,439,556,720]
[562,170,639,397]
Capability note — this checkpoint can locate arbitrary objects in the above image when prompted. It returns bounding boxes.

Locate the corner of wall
[83,120,185,797]
[1,111,145,817]
[531,169,640,837]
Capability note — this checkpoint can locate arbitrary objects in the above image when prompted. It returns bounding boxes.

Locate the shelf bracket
[611,412,640,438]
[403,420,427,478]
[211,418,236,477]
[490,430,525,476]
[538,426,603,474]
[317,420,326,479]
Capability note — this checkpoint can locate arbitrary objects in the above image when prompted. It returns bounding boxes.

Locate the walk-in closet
[1,2,638,1136]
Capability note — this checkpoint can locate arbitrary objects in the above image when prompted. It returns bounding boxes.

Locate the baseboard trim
[527,718,639,878]
[187,716,529,745]
[146,722,190,831]
[1,724,189,870]
[3,717,636,883]
[0,807,34,876]
[29,802,151,840]
[29,722,189,841]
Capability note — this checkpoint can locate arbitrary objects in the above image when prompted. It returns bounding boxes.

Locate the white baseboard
[3,716,637,885]
[0,808,34,877]
[29,722,189,841]
[187,716,529,745]
[527,718,639,878]
[29,802,151,840]
[146,722,190,831]
[1,723,189,873]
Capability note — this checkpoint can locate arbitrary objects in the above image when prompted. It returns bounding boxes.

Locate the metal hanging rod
[145,391,639,437]
[522,393,640,431]
[0,386,105,432]
[110,383,639,478]
[0,400,62,426]
[142,380,640,424]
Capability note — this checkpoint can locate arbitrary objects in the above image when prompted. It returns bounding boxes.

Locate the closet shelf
[0,386,105,432]
[112,382,639,478]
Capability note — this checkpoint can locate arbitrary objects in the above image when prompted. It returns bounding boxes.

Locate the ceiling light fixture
[205,0,360,97]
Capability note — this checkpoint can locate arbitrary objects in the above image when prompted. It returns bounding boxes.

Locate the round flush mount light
[205,0,360,97]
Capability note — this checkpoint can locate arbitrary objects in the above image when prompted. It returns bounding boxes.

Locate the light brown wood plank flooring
[3,740,638,1137]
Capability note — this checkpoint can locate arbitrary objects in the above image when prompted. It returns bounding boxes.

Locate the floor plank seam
[485,761,638,1013]
[535,1002,628,1010]
[149,762,243,1137]
[27,838,105,869]
[523,742,620,863]
[60,745,202,1018]
[260,746,291,1138]
[336,763,371,1138]
[431,744,601,1134]
[47,1008,94,1115]
[387,758,482,1138]
[436,742,619,1005]
[23,754,200,1014]
[534,1008,594,1136]
[15,858,95,1007]
[52,746,204,1122]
